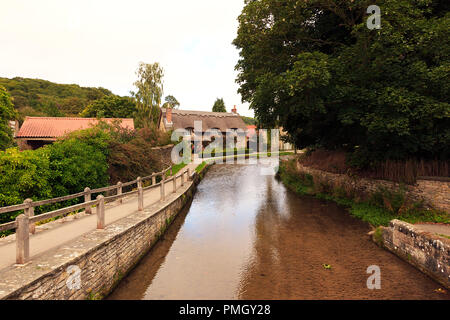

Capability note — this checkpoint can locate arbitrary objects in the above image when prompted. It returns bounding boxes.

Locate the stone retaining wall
[377,220,450,289]
[295,162,449,213]
[151,144,174,168]
[0,168,207,300]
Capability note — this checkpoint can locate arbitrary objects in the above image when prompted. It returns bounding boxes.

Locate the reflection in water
[108,164,450,300]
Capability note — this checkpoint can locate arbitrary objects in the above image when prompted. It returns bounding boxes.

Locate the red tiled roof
[16,117,134,139]
[246,125,257,137]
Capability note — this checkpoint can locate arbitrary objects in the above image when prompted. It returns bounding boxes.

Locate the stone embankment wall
[377,220,450,289]
[0,167,210,300]
[152,144,174,168]
[295,162,449,213]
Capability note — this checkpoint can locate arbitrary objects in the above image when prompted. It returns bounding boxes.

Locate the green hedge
[0,130,110,224]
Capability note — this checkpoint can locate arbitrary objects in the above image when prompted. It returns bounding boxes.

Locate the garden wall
[295,162,449,213]
[151,144,174,168]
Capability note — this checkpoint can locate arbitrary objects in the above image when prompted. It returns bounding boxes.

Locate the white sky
[0,0,253,117]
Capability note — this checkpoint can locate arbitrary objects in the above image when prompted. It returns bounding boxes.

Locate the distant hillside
[0,77,114,122]
[241,116,256,126]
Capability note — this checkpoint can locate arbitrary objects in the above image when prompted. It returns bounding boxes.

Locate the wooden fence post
[84,187,92,214]
[16,214,29,264]
[173,176,177,193]
[152,173,156,185]
[24,198,35,234]
[137,177,142,189]
[138,187,144,211]
[96,195,105,229]
[117,182,123,204]
[187,168,191,181]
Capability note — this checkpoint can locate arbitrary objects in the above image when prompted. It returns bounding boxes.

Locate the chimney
[166,108,172,123]
[232,105,237,114]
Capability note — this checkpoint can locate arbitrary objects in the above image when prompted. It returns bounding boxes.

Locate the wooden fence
[0,165,192,265]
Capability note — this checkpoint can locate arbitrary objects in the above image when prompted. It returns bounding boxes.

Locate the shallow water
[108,164,449,300]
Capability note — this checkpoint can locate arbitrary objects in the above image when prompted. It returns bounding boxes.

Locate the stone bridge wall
[377,220,450,289]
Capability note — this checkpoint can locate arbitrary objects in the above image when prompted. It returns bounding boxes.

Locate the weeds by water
[278,160,449,227]
[195,161,207,173]
[170,162,187,176]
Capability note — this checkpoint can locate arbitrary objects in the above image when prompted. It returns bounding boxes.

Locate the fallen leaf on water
[322,264,332,270]
[434,288,447,294]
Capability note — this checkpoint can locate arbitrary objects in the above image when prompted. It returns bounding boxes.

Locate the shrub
[47,137,109,197]
[369,186,408,215]
[0,148,53,223]
[107,126,170,184]
[0,123,173,226]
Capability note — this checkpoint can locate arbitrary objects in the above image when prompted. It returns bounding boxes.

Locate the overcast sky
[0,0,253,117]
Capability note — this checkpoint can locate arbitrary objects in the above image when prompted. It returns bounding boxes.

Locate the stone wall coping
[380,219,450,289]
[387,219,450,247]
[150,144,174,150]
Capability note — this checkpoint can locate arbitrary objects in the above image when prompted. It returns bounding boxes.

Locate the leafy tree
[0,86,16,150]
[233,0,450,165]
[212,98,226,112]
[162,95,180,109]
[132,62,164,128]
[80,95,137,118]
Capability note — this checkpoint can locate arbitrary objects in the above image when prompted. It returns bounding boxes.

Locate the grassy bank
[278,159,449,227]
[170,162,187,176]
[195,161,208,173]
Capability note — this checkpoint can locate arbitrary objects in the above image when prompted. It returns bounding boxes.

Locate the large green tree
[0,86,16,150]
[79,95,137,118]
[234,0,450,165]
[132,62,164,128]
[212,98,226,112]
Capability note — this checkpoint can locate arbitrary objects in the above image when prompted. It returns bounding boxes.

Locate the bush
[47,137,109,197]
[0,123,173,226]
[0,128,110,224]
[0,148,53,223]
[107,126,170,184]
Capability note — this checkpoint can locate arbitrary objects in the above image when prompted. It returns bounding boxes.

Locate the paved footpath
[0,162,198,272]
[414,224,450,237]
